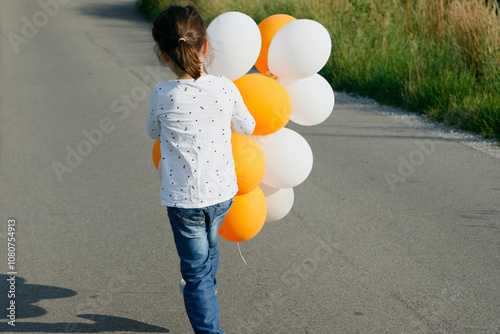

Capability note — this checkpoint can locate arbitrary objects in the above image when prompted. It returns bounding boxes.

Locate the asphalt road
[1,1,499,333]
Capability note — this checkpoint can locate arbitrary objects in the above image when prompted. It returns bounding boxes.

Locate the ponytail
[152,5,207,80]
[175,34,203,80]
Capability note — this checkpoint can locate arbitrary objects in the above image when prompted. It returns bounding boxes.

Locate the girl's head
[152,5,208,80]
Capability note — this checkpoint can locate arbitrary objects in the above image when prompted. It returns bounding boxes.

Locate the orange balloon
[218,186,267,242]
[232,134,266,195]
[152,139,161,170]
[255,14,297,76]
[233,74,292,136]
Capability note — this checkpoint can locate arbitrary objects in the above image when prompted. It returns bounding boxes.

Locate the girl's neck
[177,71,208,80]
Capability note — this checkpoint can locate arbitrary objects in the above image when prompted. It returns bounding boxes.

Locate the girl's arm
[146,87,161,139]
[229,81,256,135]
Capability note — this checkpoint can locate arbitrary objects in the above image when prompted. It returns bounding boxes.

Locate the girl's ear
[202,39,209,56]
[160,49,170,63]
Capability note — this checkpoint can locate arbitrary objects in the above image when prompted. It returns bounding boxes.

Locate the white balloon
[278,74,335,126]
[268,19,331,80]
[260,184,294,222]
[206,12,262,81]
[253,128,313,189]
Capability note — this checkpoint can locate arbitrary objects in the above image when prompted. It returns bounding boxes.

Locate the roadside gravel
[335,92,500,159]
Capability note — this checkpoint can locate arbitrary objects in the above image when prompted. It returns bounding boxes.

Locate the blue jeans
[167,198,233,334]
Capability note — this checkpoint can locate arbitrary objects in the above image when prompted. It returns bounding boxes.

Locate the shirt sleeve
[146,86,161,139]
[228,80,256,135]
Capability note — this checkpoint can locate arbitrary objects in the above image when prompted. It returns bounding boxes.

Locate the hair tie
[178,38,186,43]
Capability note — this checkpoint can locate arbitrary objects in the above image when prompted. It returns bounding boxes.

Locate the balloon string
[237,242,247,265]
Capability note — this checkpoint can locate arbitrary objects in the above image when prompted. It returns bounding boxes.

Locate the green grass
[137,0,500,139]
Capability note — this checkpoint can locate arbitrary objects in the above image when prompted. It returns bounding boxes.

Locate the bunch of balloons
[152,12,334,243]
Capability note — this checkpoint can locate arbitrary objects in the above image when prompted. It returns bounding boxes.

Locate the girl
[146,5,255,334]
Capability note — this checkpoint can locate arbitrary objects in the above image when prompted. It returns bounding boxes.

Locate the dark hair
[152,5,207,80]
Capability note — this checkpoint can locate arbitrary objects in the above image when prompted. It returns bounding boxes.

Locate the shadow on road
[78,1,148,25]
[0,314,169,333]
[0,275,168,333]
[1,274,76,319]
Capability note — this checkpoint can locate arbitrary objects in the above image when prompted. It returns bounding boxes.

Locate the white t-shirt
[147,74,256,208]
